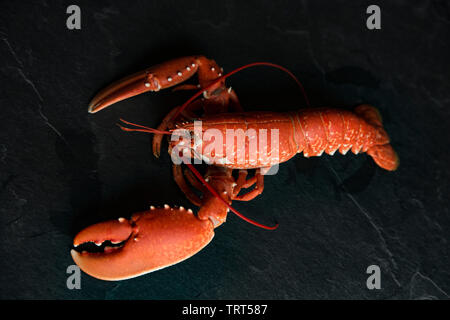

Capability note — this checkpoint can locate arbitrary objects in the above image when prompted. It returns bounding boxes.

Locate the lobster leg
[233,169,264,201]
[232,170,251,197]
[242,176,258,189]
[88,56,223,113]
[184,167,207,192]
[172,164,202,206]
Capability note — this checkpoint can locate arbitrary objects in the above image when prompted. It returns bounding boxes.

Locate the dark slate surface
[0,0,449,299]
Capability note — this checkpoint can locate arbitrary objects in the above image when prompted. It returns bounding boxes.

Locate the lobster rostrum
[73,56,283,280]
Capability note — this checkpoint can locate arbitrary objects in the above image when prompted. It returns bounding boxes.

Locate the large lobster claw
[88,56,223,113]
[71,205,214,281]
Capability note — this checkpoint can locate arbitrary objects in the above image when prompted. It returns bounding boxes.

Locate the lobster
[72,55,399,280]
[72,56,277,280]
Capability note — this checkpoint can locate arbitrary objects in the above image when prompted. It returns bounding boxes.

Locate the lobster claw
[88,56,202,113]
[88,69,156,113]
[71,206,214,281]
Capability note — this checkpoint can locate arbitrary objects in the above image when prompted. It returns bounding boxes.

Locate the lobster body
[173,105,399,171]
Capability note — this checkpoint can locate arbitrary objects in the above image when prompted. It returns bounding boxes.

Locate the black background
[0,0,449,299]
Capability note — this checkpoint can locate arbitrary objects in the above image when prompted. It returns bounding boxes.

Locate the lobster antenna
[171,61,311,121]
[117,118,172,135]
[184,163,279,230]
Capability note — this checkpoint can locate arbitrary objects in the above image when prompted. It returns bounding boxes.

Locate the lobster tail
[367,143,399,171]
[355,104,399,171]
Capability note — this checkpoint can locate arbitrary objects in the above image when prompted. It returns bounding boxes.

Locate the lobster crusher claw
[71,206,214,281]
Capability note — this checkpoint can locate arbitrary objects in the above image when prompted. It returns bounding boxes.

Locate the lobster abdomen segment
[294,106,398,170]
[293,106,389,157]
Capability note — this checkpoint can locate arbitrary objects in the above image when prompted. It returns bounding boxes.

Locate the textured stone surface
[0,0,449,299]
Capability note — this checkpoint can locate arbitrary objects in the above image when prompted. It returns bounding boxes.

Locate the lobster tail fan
[367,144,399,171]
[355,104,399,171]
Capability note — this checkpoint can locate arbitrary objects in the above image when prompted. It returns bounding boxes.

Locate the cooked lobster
[71,55,398,281]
